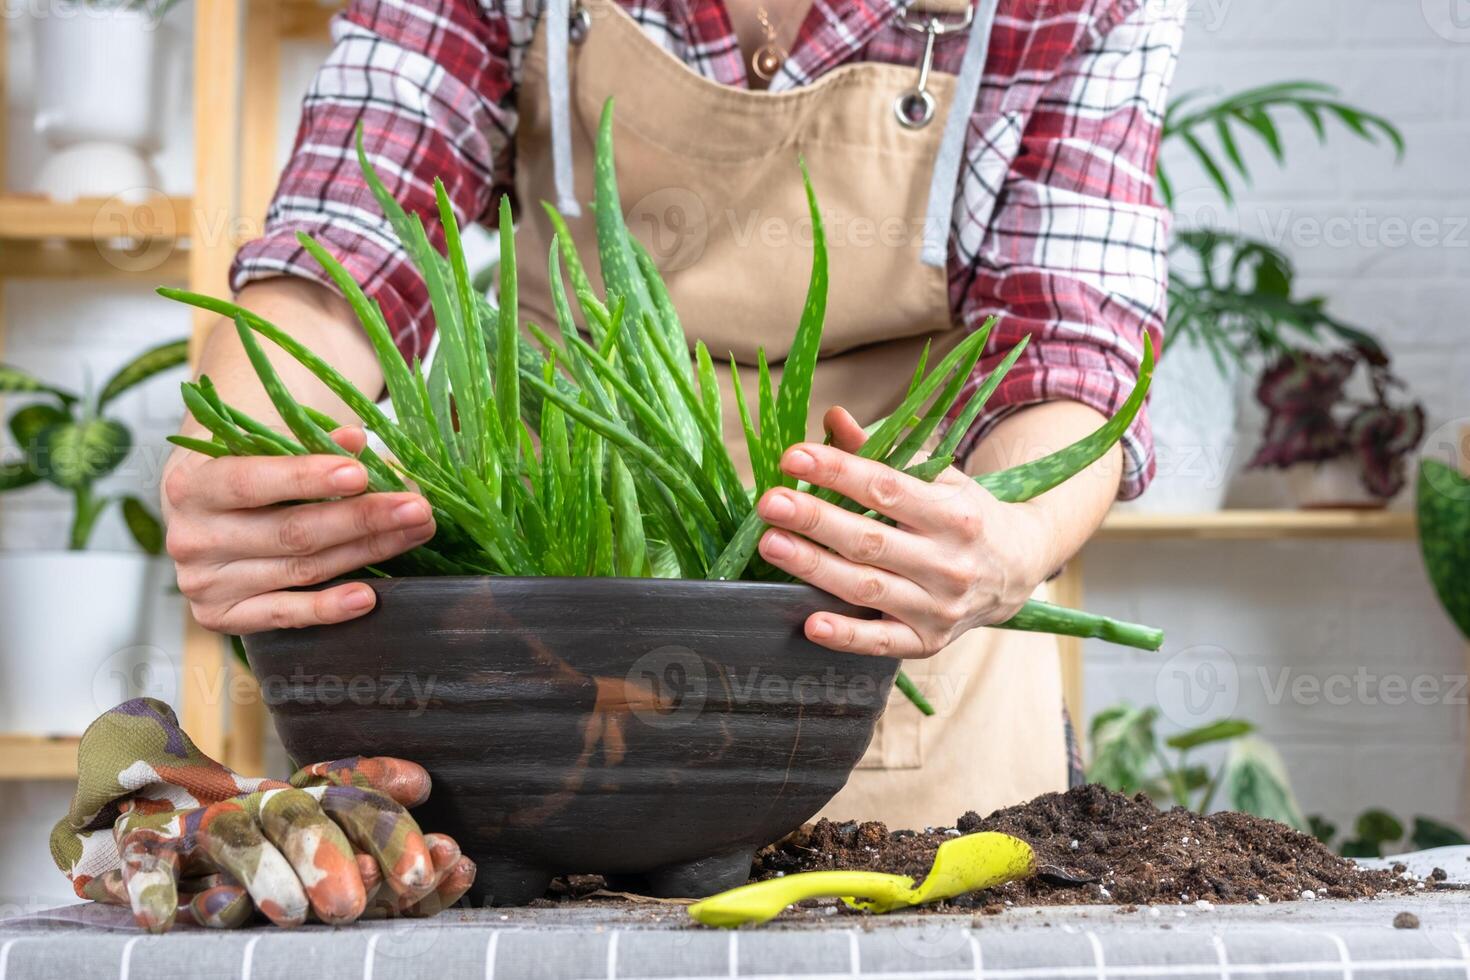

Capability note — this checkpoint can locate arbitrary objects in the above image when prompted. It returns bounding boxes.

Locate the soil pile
[753,784,1416,906]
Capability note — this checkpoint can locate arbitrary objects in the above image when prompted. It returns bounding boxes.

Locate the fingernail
[761,530,795,560]
[392,500,429,526]
[330,463,365,492]
[783,449,815,475]
[809,617,834,640]
[760,491,796,522]
[344,588,374,611]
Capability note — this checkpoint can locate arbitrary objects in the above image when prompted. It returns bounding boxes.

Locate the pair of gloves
[50,698,475,933]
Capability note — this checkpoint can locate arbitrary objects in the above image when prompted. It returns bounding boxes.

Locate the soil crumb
[1393,911,1421,929]
[752,785,1414,907]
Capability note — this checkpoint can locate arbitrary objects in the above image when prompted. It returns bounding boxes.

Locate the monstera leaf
[30,418,131,490]
[1418,460,1470,641]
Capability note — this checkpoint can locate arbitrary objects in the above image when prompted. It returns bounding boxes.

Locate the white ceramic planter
[33,7,163,200]
[0,552,183,736]
[1117,338,1241,513]
[1284,458,1385,510]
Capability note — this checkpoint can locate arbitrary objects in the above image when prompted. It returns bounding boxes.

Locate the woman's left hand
[755,406,1055,659]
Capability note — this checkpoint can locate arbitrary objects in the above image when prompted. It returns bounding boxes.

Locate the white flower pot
[0,553,183,736]
[1117,338,1241,513]
[33,7,163,201]
[1284,459,1384,510]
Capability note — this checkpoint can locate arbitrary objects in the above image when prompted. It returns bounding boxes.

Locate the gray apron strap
[546,0,581,216]
[920,0,995,267]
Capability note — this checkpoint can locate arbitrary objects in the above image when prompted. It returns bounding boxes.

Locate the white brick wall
[1086,0,1470,838]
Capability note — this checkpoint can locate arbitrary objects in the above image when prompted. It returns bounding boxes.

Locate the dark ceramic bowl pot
[244,577,895,905]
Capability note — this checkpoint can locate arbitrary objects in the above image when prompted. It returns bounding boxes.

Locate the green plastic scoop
[687,832,1036,927]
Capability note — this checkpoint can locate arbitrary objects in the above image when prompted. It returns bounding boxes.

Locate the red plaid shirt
[233,0,1184,498]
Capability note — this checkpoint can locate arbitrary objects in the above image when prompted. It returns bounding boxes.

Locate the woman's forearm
[179,277,383,440]
[964,400,1122,578]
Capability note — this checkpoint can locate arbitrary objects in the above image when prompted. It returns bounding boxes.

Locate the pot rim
[324,574,865,607]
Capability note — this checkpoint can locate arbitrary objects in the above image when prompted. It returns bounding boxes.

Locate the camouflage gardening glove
[49,698,476,933]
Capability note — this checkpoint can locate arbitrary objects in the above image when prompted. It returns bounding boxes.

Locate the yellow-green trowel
[688,831,1038,927]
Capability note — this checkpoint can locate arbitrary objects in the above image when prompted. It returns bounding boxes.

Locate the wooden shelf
[0,194,192,242]
[1095,509,1416,541]
[280,0,340,40]
[0,735,79,780]
[0,195,191,282]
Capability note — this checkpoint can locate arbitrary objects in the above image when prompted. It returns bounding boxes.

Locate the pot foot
[469,857,554,907]
[642,850,754,899]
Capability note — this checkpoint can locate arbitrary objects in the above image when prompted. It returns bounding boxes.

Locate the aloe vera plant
[162,99,1163,713]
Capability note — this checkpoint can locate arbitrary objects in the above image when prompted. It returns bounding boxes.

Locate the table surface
[4,890,1470,980]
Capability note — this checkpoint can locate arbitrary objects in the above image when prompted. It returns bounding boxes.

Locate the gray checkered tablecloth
[4,893,1470,980]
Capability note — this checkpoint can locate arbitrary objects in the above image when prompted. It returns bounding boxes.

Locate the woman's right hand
[162,425,435,634]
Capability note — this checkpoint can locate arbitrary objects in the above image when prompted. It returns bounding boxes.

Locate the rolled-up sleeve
[230,0,517,365]
[949,0,1184,500]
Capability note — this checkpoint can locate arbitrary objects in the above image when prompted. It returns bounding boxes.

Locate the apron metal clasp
[893,1,974,130]
[570,0,592,44]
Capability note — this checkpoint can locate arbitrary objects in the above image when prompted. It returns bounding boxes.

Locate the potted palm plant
[1132,83,1403,513]
[0,338,187,735]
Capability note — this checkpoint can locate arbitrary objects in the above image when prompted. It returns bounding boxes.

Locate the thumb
[822,406,868,453]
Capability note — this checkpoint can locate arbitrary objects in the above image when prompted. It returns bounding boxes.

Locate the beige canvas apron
[513,0,1066,828]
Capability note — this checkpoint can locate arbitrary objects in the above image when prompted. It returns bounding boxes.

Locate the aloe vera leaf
[884,321,992,472]
[631,238,692,377]
[157,288,450,485]
[435,181,498,473]
[932,334,1029,463]
[493,195,522,467]
[592,99,656,348]
[975,333,1156,504]
[774,160,828,454]
[709,328,991,580]
[166,434,228,458]
[729,357,774,494]
[610,452,649,577]
[639,311,746,510]
[353,130,486,464]
[542,201,611,342]
[539,316,734,533]
[426,347,463,469]
[591,492,616,577]
[694,341,723,434]
[904,340,932,401]
[294,231,437,450]
[996,600,1164,651]
[179,383,260,458]
[232,317,359,460]
[521,371,724,539]
[895,673,935,716]
[294,404,409,494]
[221,411,303,458]
[756,349,782,491]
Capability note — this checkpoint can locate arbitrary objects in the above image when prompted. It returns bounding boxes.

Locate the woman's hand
[755,406,1055,659]
[162,425,435,634]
